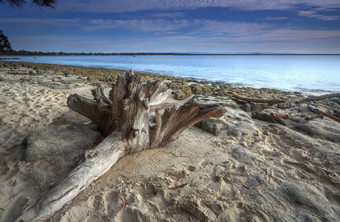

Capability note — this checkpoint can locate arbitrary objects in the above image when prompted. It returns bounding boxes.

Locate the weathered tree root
[19,71,225,221]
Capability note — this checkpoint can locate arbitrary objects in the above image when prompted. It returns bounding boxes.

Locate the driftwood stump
[19,71,225,221]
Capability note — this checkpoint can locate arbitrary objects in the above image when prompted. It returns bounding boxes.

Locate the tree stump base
[19,71,226,221]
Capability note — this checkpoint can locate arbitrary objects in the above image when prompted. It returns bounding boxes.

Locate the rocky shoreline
[0,61,301,99]
[1,61,339,113]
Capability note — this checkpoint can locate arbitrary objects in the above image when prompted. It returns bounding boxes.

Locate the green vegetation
[0,0,55,8]
[0,30,12,54]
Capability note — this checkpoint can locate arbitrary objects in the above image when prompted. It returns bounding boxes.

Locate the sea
[1,55,339,95]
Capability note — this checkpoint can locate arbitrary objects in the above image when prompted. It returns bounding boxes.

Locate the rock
[193,96,243,135]
[190,84,203,94]
[250,102,270,112]
[224,107,252,121]
[293,121,340,143]
[174,87,192,100]
[195,118,229,135]
[24,123,100,162]
[280,181,335,221]
[253,111,286,125]
[227,121,256,137]
[329,97,340,106]
[255,104,340,142]
[333,110,340,118]
[191,95,238,109]
[195,106,253,135]
[239,103,251,112]
[0,95,6,104]
[28,70,37,75]
[190,84,215,95]
[231,147,256,164]
[51,110,90,125]
[43,82,69,89]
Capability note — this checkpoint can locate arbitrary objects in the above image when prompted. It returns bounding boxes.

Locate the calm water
[2,55,340,94]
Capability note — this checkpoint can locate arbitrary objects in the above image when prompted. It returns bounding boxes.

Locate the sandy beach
[0,62,339,222]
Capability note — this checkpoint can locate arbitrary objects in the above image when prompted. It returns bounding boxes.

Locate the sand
[0,63,339,222]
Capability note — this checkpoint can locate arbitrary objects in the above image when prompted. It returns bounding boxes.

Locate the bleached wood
[20,71,225,221]
[19,133,126,222]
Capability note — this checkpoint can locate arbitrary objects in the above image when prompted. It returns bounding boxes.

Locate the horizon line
[1,51,340,56]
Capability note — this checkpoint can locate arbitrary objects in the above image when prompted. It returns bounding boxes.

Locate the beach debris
[295,92,340,103]
[233,93,285,104]
[270,113,301,123]
[308,104,340,123]
[277,102,292,109]
[253,112,286,125]
[168,183,188,190]
[19,71,225,222]
[259,112,324,124]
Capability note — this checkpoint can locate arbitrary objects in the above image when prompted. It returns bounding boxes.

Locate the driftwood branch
[308,104,340,123]
[233,93,285,104]
[21,133,126,222]
[19,71,225,221]
[297,93,340,103]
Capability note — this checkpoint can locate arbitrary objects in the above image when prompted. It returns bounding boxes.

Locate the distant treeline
[2,50,193,56]
[1,50,204,56]
[1,50,339,56]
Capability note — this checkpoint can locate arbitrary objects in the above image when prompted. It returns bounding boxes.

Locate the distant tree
[0,30,12,53]
[0,0,55,8]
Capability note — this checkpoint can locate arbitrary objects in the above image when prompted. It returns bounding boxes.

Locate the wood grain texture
[20,71,225,221]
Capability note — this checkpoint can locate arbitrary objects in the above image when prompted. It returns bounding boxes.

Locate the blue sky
[0,0,340,53]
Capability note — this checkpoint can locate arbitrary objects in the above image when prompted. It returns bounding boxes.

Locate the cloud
[265,17,289,21]
[3,16,340,39]
[56,0,340,13]
[298,10,340,20]
[84,19,271,35]
[195,20,272,35]
[148,12,185,18]
[0,18,80,26]
[0,17,190,32]
[85,19,190,32]
[9,28,340,53]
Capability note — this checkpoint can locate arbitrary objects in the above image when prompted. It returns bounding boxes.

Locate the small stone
[188,166,196,171]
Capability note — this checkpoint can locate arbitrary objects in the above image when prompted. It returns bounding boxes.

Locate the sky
[0,0,340,53]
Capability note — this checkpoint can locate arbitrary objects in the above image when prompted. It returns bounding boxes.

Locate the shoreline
[0,61,339,221]
[2,53,340,56]
[1,60,338,114]
[1,58,338,96]
[0,60,304,100]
